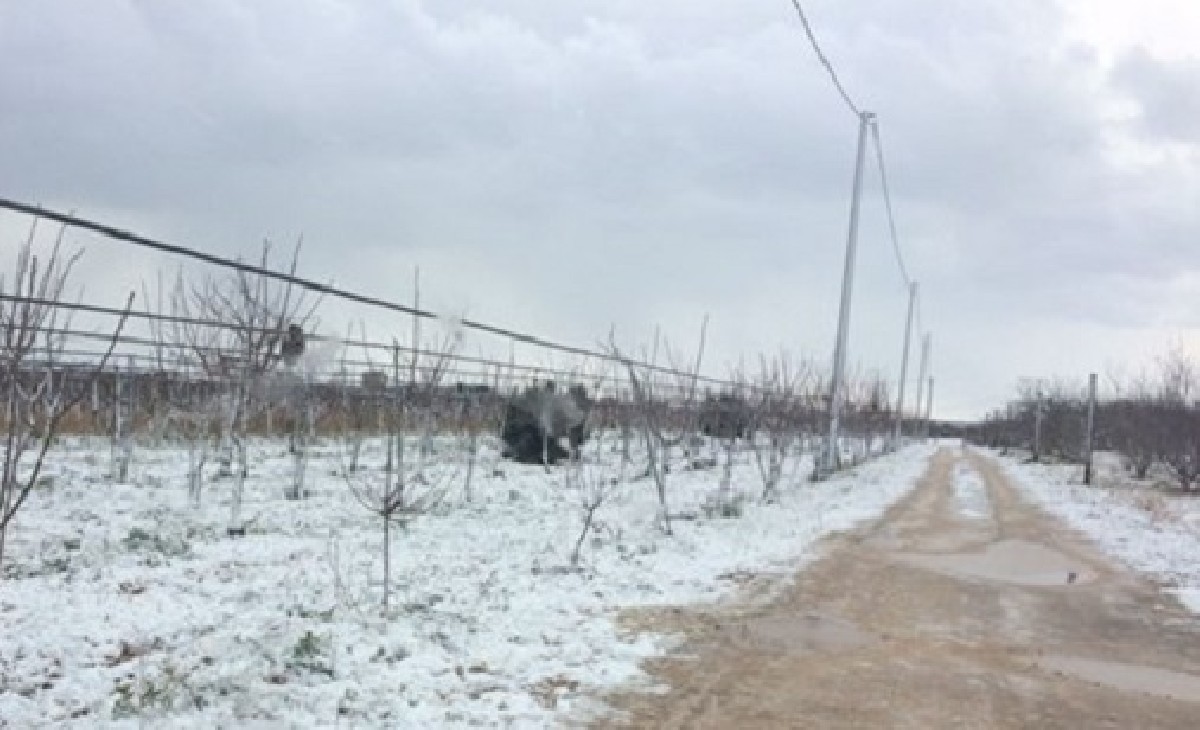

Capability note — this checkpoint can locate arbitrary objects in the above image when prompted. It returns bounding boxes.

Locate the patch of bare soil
[593,448,1200,729]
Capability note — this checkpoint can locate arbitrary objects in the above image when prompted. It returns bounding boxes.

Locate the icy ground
[952,461,991,520]
[0,437,934,728]
[998,451,1200,614]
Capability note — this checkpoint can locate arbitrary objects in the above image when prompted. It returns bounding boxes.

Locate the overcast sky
[1,0,1198,419]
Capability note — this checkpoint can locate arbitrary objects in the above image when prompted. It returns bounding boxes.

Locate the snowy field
[952,461,991,520]
[0,436,934,728]
[997,451,1200,614]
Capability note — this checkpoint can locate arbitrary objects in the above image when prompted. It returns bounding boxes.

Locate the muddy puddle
[953,463,991,520]
[895,539,1096,586]
[1036,655,1200,703]
[726,611,873,655]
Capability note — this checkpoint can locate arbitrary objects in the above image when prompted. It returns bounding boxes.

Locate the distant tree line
[965,350,1200,491]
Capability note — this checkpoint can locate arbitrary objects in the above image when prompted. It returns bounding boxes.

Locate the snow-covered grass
[997,451,1200,614]
[0,435,934,728]
[952,461,991,520]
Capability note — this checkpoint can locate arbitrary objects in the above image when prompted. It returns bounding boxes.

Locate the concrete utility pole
[924,375,935,439]
[411,266,420,386]
[824,110,875,476]
[1033,388,1044,462]
[913,333,931,439]
[1084,372,1098,484]
[892,281,918,447]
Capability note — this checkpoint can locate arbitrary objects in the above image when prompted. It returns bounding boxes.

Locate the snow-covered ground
[952,461,991,520]
[997,451,1200,614]
[0,436,935,728]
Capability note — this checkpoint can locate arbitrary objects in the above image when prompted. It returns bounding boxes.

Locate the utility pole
[411,266,420,387]
[892,281,918,447]
[823,110,875,476]
[913,333,931,439]
[1033,388,1044,462]
[924,375,935,439]
[1084,373,1097,484]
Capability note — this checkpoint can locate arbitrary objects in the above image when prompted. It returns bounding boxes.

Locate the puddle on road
[728,612,873,655]
[1036,655,1200,703]
[953,462,992,520]
[895,539,1096,587]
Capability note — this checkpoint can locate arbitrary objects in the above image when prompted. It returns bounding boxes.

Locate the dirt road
[596,448,1200,729]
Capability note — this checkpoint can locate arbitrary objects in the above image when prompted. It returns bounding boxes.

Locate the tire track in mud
[593,447,1200,729]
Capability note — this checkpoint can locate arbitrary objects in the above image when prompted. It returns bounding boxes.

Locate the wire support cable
[784,0,861,117]
[0,198,734,389]
[869,120,912,289]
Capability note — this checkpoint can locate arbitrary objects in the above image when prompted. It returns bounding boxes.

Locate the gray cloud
[1,0,1198,418]
[1112,48,1200,144]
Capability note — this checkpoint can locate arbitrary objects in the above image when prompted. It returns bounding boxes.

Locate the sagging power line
[784,0,861,117]
[0,292,750,394]
[0,199,735,389]
[869,120,911,289]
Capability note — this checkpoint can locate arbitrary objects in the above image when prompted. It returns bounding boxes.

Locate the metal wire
[869,119,912,289]
[14,344,734,402]
[784,0,861,117]
[0,198,729,385]
[0,287,733,390]
[0,294,769,399]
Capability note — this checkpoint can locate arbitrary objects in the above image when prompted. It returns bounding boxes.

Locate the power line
[779,4,920,312]
[0,293,222,333]
[17,322,622,388]
[783,0,860,117]
[12,316,761,401]
[914,295,925,354]
[0,198,730,387]
[869,119,911,288]
[0,292,745,391]
[18,344,645,394]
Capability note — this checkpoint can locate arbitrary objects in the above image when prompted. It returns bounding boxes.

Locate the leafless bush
[167,240,319,526]
[1103,374,1168,479]
[608,320,707,536]
[456,378,489,503]
[564,441,618,567]
[406,322,463,467]
[1,223,132,572]
[1150,351,1200,490]
[976,378,1089,463]
[344,342,455,608]
[746,355,814,502]
[1157,400,1200,490]
[337,324,375,475]
[109,357,136,482]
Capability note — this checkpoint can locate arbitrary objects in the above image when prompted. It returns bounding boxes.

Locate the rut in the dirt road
[596,448,1200,729]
